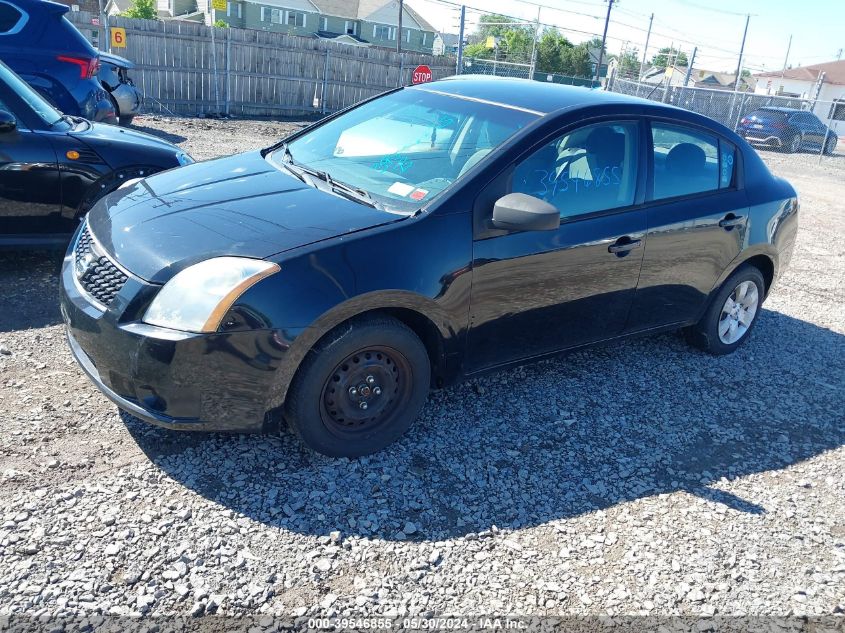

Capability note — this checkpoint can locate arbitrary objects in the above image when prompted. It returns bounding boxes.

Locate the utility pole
[397,0,403,54]
[780,34,792,80]
[456,5,466,75]
[639,12,653,80]
[733,13,750,92]
[528,6,541,79]
[594,0,616,85]
[683,46,697,87]
[97,0,109,52]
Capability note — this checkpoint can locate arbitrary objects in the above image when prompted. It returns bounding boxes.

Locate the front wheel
[285,315,431,457]
[824,136,837,155]
[787,132,802,153]
[684,265,765,355]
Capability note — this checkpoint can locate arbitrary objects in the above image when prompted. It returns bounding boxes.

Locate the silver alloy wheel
[790,134,801,152]
[718,280,760,344]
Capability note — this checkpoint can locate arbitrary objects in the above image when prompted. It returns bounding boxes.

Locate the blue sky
[410,0,844,73]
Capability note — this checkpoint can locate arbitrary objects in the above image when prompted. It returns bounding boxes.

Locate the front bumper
[60,250,287,433]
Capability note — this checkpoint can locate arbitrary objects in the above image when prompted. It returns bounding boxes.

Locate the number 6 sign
[111,27,126,49]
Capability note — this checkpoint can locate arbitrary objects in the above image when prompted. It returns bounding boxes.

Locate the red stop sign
[412,65,433,85]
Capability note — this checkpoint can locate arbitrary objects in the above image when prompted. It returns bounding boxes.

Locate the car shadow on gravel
[124,308,845,541]
[0,250,64,332]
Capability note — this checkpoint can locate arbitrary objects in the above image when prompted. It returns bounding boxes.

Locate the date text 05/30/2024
[307,617,529,630]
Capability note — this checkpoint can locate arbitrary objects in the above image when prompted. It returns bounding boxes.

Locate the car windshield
[270,87,539,213]
[0,62,65,126]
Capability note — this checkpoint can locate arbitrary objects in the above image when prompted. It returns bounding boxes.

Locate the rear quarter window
[0,2,26,34]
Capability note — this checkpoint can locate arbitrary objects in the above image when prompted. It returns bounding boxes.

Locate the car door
[626,120,747,331]
[466,119,648,372]
[0,95,64,237]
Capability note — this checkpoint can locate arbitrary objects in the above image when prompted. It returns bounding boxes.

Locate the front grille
[74,224,128,307]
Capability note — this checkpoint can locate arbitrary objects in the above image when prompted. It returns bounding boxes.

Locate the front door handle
[719,214,745,229]
[608,238,642,255]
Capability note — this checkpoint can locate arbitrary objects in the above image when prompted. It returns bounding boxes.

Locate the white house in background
[753,60,845,136]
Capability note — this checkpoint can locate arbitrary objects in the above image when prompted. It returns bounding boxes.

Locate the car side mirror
[492,193,560,232]
[0,110,16,134]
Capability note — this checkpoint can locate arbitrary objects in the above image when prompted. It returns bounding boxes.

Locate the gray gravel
[1,116,843,620]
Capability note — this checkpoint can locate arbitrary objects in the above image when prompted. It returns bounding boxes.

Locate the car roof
[410,75,655,115]
[755,106,802,113]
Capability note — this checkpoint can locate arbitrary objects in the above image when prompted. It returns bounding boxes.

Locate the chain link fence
[462,58,599,87]
[607,76,844,165]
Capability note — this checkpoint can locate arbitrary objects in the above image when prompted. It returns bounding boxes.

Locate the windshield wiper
[276,144,383,210]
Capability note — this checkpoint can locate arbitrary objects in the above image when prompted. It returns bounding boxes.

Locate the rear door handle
[608,238,642,254]
[719,214,745,229]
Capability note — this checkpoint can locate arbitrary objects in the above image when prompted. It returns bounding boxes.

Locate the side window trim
[0,2,28,35]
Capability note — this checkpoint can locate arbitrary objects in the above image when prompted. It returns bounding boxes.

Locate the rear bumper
[59,251,288,433]
[111,83,143,117]
[741,133,783,147]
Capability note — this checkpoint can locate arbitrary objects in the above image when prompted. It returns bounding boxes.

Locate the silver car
[98,52,142,126]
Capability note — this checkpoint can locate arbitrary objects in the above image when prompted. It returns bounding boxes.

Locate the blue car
[0,0,114,122]
[737,106,837,155]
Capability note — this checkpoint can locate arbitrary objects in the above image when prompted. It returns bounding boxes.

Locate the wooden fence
[68,12,456,117]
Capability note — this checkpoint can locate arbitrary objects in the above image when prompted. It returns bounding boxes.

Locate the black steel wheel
[320,346,414,438]
[285,315,430,457]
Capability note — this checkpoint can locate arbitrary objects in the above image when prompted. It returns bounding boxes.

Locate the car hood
[71,122,183,166]
[87,151,406,283]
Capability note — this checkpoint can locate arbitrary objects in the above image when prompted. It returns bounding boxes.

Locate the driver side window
[511,121,639,220]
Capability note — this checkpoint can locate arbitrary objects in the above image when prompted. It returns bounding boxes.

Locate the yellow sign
[212,0,227,11]
[110,27,126,48]
[485,36,496,49]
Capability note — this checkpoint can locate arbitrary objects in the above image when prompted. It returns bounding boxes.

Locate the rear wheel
[684,265,765,355]
[285,315,431,457]
[824,136,837,155]
[787,132,802,153]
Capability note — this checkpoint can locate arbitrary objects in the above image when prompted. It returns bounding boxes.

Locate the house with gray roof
[211,0,437,53]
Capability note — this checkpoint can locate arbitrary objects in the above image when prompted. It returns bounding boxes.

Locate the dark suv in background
[0,0,114,122]
[737,106,837,155]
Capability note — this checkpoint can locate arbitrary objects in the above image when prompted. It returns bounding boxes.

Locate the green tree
[536,29,574,74]
[651,46,688,68]
[478,13,526,39]
[561,43,592,78]
[463,42,493,60]
[617,48,641,77]
[122,0,157,20]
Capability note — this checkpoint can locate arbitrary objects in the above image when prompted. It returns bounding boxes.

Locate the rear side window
[651,123,719,200]
[719,140,736,189]
[0,2,25,34]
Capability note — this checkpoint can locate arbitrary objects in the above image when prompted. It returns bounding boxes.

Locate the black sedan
[0,61,192,247]
[61,77,798,457]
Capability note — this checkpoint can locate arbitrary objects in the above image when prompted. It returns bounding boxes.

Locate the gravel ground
[0,116,843,622]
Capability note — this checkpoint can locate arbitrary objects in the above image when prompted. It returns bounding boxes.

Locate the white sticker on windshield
[388,182,415,197]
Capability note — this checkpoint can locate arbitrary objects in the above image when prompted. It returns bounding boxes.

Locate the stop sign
[412,65,433,85]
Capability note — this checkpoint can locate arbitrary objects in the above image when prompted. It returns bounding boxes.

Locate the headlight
[143,257,279,333]
[177,152,194,166]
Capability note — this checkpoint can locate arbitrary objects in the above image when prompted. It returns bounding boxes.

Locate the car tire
[684,265,765,356]
[284,314,431,457]
[787,132,801,153]
[824,136,837,155]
